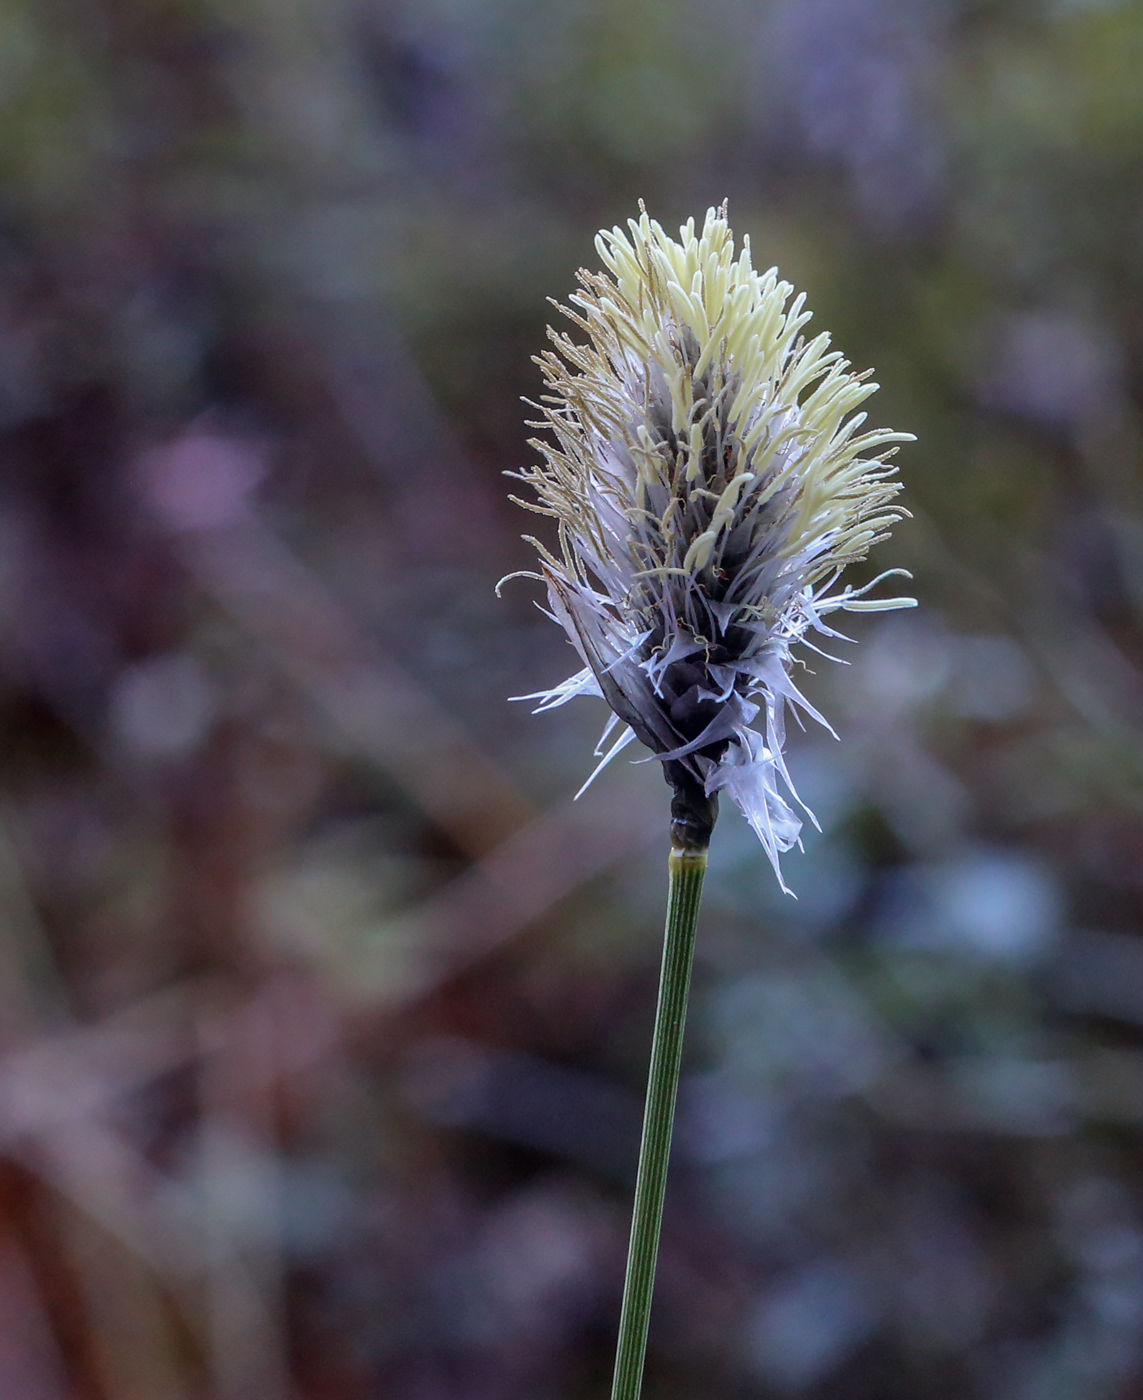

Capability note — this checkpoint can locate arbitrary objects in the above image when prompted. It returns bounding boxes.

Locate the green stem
[610,845,708,1400]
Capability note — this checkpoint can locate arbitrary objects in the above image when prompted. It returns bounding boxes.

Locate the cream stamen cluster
[503,204,914,886]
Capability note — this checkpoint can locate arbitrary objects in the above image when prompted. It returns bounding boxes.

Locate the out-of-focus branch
[138,429,535,858]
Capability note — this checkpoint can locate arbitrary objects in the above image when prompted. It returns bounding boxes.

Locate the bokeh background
[1,0,1142,1396]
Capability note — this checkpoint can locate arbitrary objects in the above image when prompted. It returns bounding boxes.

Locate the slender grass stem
[610,845,708,1400]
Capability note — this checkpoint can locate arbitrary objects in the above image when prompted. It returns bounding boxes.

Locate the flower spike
[505,203,914,884]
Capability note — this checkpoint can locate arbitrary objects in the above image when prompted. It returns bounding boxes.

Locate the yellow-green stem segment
[610,846,708,1400]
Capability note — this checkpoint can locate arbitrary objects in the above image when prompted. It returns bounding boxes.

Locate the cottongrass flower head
[505,202,915,884]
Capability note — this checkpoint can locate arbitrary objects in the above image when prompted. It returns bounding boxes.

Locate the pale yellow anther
[682,530,719,574]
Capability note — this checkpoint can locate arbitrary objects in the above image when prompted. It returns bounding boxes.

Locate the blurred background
[0,0,1142,1396]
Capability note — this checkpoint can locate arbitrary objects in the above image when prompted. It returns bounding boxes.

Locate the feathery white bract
[504,205,914,887]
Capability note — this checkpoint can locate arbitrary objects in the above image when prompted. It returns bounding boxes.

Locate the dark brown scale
[650,646,743,853]
[633,344,754,849]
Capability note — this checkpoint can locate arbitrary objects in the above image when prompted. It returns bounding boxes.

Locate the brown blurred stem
[610,840,708,1400]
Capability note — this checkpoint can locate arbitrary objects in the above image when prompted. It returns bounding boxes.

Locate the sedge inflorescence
[504,204,914,886]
